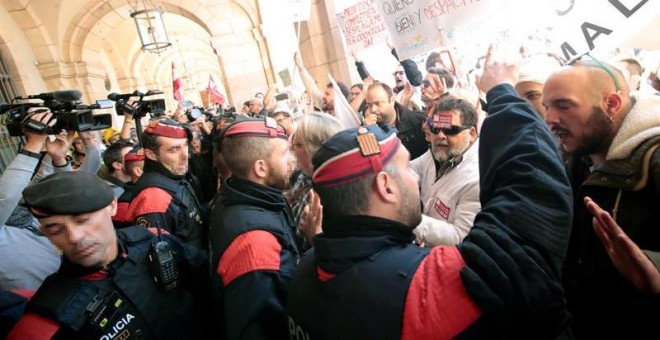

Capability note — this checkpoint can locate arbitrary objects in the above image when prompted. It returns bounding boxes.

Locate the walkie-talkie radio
[148,226,179,290]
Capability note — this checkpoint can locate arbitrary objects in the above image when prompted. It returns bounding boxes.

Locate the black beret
[312,124,400,188]
[22,172,115,218]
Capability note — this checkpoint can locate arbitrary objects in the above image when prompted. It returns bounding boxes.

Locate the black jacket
[128,160,207,249]
[209,177,299,340]
[12,227,210,339]
[393,102,427,160]
[564,134,660,339]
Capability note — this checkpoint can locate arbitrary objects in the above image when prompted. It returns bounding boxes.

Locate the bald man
[543,56,660,339]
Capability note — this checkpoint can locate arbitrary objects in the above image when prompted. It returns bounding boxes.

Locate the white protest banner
[338,0,389,51]
[375,0,508,61]
[546,0,660,61]
[329,73,361,129]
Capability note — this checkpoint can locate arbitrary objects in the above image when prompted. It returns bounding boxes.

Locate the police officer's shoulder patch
[136,217,150,228]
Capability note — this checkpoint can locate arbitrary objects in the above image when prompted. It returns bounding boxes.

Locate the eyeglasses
[565,52,620,92]
[426,118,472,136]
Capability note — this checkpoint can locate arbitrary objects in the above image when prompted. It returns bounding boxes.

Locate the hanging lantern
[130,2,171,55]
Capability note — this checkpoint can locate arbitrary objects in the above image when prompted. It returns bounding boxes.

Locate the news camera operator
[0,110,68,292]
[116,105,137,145]
[2,89,110,174]
[68,131,102,173]
[0,109,73,336]
[107,89,167,145]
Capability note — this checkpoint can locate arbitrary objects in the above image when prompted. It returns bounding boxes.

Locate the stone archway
[0,0,59,94]
[60,0,274,108]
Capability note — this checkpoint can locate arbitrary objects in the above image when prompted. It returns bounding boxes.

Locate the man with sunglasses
[543,54,660,339]
[410,98,480,247]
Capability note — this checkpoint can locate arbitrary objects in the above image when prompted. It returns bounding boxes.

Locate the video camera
[108,90,166,118]
[0,90,113,136]
[185,106,205,121]
[221,106,237,119]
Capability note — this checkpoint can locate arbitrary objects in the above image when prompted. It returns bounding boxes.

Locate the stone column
[210,31,270,107]
[298,0,353,87]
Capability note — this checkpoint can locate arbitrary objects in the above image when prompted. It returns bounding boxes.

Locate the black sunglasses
[426,118,471,136]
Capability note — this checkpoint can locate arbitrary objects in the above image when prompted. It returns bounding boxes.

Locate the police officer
[126,118,207,249]
[8,171,210,339]
[286,47,573,339]
[209,117,298,340]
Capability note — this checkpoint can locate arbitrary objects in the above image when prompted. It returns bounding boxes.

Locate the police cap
[312,124,400,188]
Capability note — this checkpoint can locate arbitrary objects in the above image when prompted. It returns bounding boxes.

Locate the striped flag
[207,75,225,105]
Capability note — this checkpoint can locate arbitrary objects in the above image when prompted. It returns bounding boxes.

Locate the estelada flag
[172,62,183,101]
[207,75,225,105]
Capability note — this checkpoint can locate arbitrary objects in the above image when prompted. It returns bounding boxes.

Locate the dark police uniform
[125,120,207,249]
[209,119,299,340]
[8,171,211,339]
[112,146,142,229]
[127,167,206,248]
[287,85,573,339]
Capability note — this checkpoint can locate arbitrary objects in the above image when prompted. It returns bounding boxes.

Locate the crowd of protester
[1,36,659,339]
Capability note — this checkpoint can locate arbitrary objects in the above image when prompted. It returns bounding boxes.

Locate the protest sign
[547,0,660,60]
[337,0,389,51]
[375,0,511,61]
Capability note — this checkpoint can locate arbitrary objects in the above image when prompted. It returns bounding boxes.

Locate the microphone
[18,90,82,102]
[107,93,126,101]
[107,90,144,101]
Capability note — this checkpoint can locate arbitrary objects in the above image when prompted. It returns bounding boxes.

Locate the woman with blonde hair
[288,112,344,249]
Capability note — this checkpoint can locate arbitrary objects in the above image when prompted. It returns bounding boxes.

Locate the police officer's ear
[144,148,158,161]
[253,159,268,179]
[112,161,123,171]
[132,165,144,178]
[373,171,398,205]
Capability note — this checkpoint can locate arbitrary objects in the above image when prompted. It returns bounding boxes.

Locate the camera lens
[186,108,203,121]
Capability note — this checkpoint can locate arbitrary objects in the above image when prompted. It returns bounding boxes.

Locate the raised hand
[299,189,323,246]
[476,45,520,94]
[46,131,70,166]
[22,109,53,152]
[585,196,660,294]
